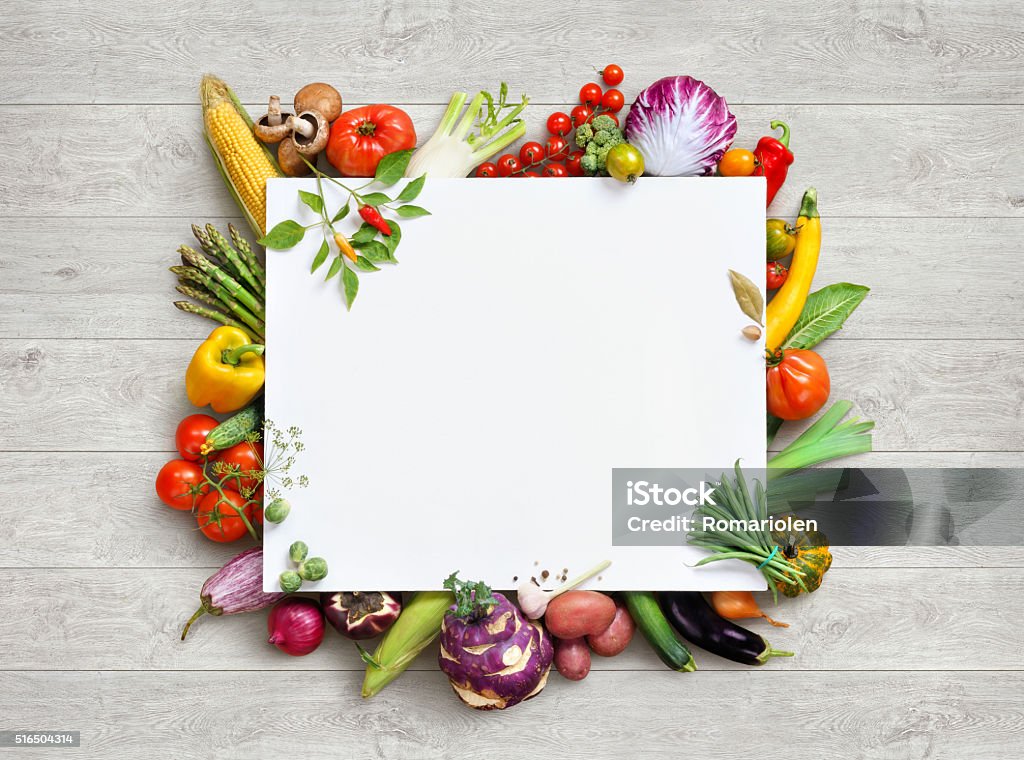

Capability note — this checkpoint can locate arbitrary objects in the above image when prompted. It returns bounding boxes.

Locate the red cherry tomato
[325,105,417,177]
[600,89,624,113]
[474,162,498,178]
[601,64,624,86]
[767,262,789,290]
[519,141,545,166]
[542,163,568,177]
[571,105,593,128]
[196,490,250,543]
[545,135,569,161]
[155,459,209,511]
[565,151,585,177]
[214,441,264,494]
[496,154,521,177]
[247,486,264,527]
[546,112,572,136]
[175,414,219,462]
[579,82,603,107]
[766,349,831,421]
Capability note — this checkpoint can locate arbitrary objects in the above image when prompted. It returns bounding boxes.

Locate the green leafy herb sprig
[443,572,499,621]
[259,150,430,310]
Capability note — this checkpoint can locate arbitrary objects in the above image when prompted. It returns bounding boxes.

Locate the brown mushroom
[254,96,294,144]
[277,138,312,177]
[286,110,329,157]
[294,83,342,123]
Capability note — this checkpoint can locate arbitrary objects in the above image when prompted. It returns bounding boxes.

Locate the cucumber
[621,591,696,672]
[201,402,262,454]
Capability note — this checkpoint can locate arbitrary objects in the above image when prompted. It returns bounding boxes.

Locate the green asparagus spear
[206,224,262,298]
[174,300,258,338]
[171,264,265,335]
[228,223,267,293]
[176,283,222,309]
[178,247,265,321]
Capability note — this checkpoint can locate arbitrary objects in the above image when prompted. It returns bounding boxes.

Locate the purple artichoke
[437,576,554,710]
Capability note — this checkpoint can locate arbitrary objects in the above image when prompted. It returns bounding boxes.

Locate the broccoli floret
[574,123,594,147]
[593,130,612,146]
[595,144,612,171]
[604,129,625,148]
[585,140,600,157]
[580,153,599,175]
[590,114,617,132]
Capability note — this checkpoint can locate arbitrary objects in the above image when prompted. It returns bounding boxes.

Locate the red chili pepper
[359,205,392,236]
[753,121,794,208]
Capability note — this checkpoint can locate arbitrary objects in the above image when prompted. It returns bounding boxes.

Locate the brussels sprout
[279,570,303,593]
[298,557,329,582]
[289,540,308,564]
[264,498,291,524]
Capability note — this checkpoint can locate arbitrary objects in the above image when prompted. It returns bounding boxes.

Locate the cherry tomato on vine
[545,135,569,161]
[600,64,624,86]
[546,111,572,136]
[214,441,263,493]
[565,151,585,177]
[600,89,624,112]
[718,149,758,177]
[496,154,521,177]
[474,162,498,178]
[519,141,545,166]
[570,105,593,128]
[767,261,789,290]
[196,490,250,543]
[155,459,209,511]
[766,349,831,421]
[542,163,568,177]
[579,82,603,107]
[175,414,219,462]
[522,171,542,177]
[247,486,264,527]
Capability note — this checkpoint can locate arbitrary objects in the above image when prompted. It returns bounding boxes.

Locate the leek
[405,83,528,178]
[767,400,874,481]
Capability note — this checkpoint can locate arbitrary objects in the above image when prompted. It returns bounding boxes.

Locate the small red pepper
[754,121,794,208]
[358,205,392,236]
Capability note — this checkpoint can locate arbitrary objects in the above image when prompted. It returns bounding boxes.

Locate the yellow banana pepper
[186,326,265,413]
[766,188,821,353]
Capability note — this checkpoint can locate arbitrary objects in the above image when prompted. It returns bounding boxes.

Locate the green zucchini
[201,402,262,454]
[621,591,696,672]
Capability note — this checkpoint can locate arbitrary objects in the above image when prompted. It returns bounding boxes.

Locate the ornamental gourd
[771,523,833,598]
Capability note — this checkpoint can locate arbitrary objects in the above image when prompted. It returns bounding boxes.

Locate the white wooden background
[1,1,1022,758]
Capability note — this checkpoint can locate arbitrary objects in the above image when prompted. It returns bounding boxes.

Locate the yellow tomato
[717,149,758,177]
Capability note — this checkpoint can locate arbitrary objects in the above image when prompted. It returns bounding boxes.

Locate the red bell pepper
[754,121,794,207]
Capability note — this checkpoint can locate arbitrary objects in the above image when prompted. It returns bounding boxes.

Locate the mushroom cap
[278,138,312,176]
[254,112,294,144]
[291,111,329,156]
[294,83,343,123]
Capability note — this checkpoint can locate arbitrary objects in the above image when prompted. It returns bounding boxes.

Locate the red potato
[544,591,616,639]
[553,637,591,681]
[586,600,635,657]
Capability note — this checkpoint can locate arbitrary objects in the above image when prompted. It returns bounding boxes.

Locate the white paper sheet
[264,177,767,591]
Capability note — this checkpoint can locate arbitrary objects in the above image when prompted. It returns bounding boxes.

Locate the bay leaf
[728,269,764,326]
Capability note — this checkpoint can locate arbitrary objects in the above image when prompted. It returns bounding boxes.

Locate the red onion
[267,597,325,656]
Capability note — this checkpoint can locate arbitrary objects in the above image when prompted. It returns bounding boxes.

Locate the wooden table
[1,1,1021,757]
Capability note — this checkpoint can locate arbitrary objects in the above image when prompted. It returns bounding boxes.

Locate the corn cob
[229,223,267,294]
[201,74,282,236]
[206,223,262,297]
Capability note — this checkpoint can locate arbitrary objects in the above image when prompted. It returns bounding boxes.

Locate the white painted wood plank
[2,105,1022,218]
[3,217,1021,341]
[3,451,1018,569]
[2,339,1019,452]
[0,568,1019,672]
[1,0,1022,104]
[1,670,1021,759]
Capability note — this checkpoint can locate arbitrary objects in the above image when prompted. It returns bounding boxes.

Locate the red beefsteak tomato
[766,348,831,420]
[326,105,416,177]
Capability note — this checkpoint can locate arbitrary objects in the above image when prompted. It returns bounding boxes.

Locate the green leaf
[258,220,305,249]
[382,219,401,258]
[342,266,359,309]
[358,241,391,263]
[325,256,344,281]
[397,175,426,202]
[310,238,329,273]
[728,269,764,326]
[782,283,870,350]
[298,190,324,216]
[374,150,414,187]
[350,223,378,244]
[396,204,431,218]
[331,203,351,223]
[359,192,392,206]
[767,413,784,446]
[353,255,381,272]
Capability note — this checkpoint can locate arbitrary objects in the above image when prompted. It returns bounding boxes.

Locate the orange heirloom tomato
[718,149,758,177]
[766,349,831,420]
[326,105,416,177]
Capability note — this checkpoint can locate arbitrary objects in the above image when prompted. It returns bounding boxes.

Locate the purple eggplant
[320,591,402,640]
[181,547,285,639]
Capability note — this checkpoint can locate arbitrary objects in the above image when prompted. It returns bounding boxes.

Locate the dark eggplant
[659,592,793,666]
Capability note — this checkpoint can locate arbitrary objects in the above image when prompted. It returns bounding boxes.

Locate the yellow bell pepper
[186,326,265,413]
[766,187,821,353]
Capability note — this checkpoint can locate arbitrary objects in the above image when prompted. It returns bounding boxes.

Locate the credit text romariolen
[626,516,819,533]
